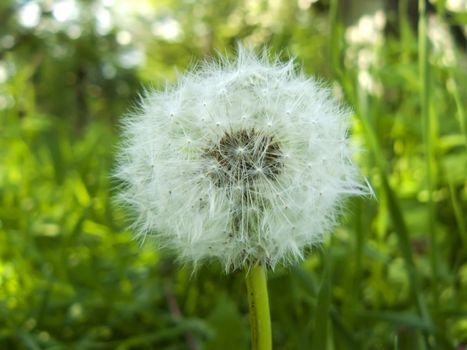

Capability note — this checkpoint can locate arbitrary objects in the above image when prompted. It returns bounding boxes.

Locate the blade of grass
[448,177,467,252]
[359,311,433,331]
[293,267,359,349]
[329,0,343,79]
[359,310,452,348]
[418,0,439,330]
[447,73,467,149]
[349,86,433,348]
[311,254,331,350]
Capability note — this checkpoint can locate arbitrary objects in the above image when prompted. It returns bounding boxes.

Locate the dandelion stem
[246,264,272,350]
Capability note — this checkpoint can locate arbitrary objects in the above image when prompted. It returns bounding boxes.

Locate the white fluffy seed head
[114,47,370,271]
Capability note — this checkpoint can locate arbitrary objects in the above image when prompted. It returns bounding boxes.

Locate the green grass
[1,1,466,349]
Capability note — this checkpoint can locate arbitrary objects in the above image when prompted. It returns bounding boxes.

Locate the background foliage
[1,0,466,349]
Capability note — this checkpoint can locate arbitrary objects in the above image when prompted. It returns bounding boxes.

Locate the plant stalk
[246,264,272,350]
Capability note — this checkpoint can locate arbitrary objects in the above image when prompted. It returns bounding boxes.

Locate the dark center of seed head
[204,128,282,187]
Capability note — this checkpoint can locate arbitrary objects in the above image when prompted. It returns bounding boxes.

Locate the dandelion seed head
[114,47,370,271]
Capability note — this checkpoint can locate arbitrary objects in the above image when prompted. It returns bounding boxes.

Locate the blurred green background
[0,0,466,349]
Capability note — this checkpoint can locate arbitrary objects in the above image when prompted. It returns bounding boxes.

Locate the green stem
[246,264,272,350]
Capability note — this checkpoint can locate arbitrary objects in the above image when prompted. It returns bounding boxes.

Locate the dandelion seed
[114,47,370,272]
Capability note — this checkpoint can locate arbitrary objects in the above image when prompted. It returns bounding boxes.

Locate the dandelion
[115,47,369,349]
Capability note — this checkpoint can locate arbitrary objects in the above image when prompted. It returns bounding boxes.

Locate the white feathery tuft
[114,47,370,271]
